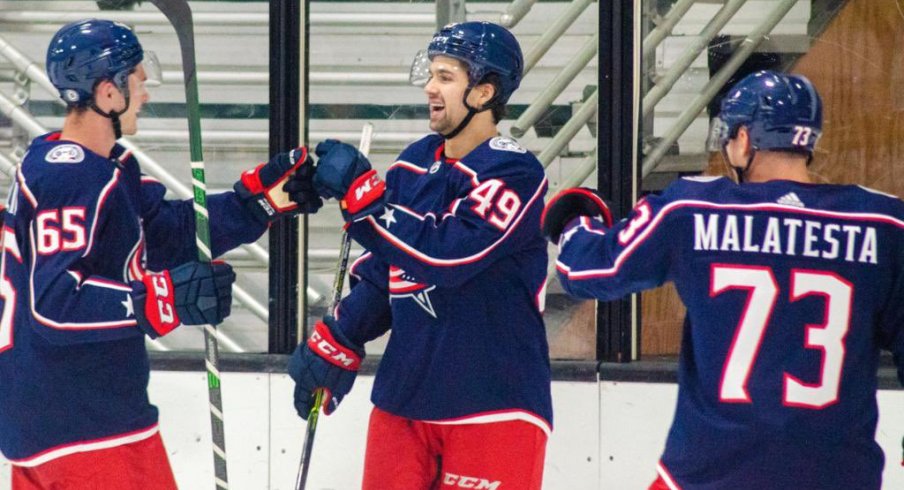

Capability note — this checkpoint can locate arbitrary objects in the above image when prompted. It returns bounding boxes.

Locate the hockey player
[289,22,552,488]
[542,70,904,489]
[0,19,321,489]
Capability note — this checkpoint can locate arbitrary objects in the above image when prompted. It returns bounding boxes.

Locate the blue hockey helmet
[425,21,524,106]
[46,19,144,106]
[717,70,823,156]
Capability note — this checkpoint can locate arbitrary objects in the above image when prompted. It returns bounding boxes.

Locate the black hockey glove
[541,187,614,244]
[288,316,364,420]
[235,146,323,224]
[131,261,236,338]
[313,139,385,221]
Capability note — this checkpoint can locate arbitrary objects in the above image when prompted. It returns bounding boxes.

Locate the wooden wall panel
[641,0,904,356]
[641,283,686,356]
[794,0,904,194]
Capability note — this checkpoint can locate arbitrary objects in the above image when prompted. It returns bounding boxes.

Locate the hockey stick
[148,1,229,488]
[295,123,374,490]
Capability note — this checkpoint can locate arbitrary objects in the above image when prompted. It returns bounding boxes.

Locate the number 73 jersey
[555,176,904,489]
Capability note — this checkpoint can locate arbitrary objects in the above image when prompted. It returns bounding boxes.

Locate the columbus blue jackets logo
[45,144,84,164]
[389,266,437,318]
[489,136,527,154]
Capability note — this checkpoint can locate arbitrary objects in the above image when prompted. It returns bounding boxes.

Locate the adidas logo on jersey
[777,192,805,208]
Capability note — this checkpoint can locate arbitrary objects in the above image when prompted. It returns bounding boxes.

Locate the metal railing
[511,33,598,138]
[642,0,746,120]
[499,0,599,199]
[538,89,598,168]
[0,10,435,28]
[642,0,696,60]
[130,129,423,148]
[643,0,800,175]
[499,0,538,28]
[162,71,410,86]
[523,0,595,75]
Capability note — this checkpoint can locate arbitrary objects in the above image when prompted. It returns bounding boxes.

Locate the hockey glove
[541,187,614,244]
[131,261,236,338]
[288,317,364,420]
[313,139,385,221]
[234,146,323,224]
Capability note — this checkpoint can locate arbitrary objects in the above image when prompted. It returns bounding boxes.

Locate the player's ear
[93,80,118,110]
[737,126,753,158]
[471,81,496,109]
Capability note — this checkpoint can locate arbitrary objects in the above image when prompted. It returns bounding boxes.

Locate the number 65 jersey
[0,133,265,463]
[555,176,904,490]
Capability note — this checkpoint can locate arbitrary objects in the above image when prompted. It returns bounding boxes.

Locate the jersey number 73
[712,264,852,409]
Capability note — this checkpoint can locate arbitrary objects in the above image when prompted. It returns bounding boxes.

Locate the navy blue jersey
[0,133,266,463]
[336,134,553,433]
[556,176,904,489]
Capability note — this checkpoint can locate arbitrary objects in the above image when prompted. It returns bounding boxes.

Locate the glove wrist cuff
[234,181,277,225]
[236,146,313,224]
[132,271,180,338]
[341,169,385,215]
[307,320,362,371]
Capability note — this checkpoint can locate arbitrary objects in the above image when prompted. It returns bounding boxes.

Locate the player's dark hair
[66,105,90,116]
[481,73,507,123]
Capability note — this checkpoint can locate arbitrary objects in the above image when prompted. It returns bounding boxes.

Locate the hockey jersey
[556,176,904,489]
[335,134,553,432]
[0,133,266,462]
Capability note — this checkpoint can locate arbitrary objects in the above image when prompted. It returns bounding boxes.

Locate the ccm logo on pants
[443,473,501,490]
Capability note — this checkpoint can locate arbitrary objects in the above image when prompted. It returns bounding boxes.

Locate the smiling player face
[117,63,151,136]
[423,55,471,135]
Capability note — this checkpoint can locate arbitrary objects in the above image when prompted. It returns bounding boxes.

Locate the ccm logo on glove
[150,274,176,325]
[343,169,386,214]
[307,321,362,370]
[142,270,180,335]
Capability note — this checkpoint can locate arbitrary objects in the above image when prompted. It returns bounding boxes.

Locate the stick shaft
[295,123,374,490]
[148,2,228,488]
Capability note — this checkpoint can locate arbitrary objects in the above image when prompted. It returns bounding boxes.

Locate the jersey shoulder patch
[45,144,85,164]
[489,136,527,154]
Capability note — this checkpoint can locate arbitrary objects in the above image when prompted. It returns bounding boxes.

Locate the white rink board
[1,374,901,489]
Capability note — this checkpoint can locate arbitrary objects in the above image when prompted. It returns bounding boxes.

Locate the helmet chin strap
[441,87,497,140]
[721,136,756,184]
[732,150,756,183]
[89,85,131,140]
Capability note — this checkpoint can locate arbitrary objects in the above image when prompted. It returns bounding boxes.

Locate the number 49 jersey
[337,134,553,431]
[555,176,904,490]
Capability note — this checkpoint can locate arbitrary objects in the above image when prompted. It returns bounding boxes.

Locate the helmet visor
[409,49,431,87]
[708,116,731,153]
[142,51,162,88]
